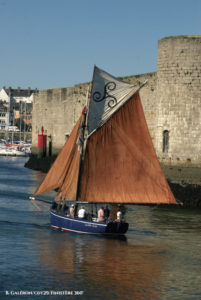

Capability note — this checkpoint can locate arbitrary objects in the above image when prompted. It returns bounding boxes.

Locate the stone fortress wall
[32,36,201,166]
[156,36,201,165]
[32,83,89,153]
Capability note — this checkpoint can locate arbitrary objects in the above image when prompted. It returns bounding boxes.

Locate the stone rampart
[156,36,201,166]
[32,35,201,167]
[32,73,157,155]
[32,83,88,155]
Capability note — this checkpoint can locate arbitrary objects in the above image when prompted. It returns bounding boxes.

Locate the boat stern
[105,221,129,235]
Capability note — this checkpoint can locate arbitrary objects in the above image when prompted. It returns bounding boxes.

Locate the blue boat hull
[50,210,128,235]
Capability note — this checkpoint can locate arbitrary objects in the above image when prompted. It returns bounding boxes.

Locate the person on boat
[78,206,86,219]
[51,201,58,211]
[97,206,105,222]
[57,202,63,212]
[104,205,110,219]
[60,202,68,214]
[69,204,75,218]
[115,209,123,222]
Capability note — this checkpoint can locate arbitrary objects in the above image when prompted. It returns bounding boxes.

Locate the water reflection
[35,230,167,299]
[1,156,201,299]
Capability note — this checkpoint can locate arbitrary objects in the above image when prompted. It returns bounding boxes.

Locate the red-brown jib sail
[34,115,82,200]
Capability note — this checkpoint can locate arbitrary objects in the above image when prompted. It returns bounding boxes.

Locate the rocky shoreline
[25,155,201,208]
[25,155,57,173]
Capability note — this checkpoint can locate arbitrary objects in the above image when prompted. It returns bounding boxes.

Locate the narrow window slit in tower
[163,130,169,153]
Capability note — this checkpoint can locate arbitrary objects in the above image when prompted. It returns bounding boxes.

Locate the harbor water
[0,156,201,300]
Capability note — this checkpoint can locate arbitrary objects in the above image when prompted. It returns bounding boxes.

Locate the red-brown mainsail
[81,92,176,204]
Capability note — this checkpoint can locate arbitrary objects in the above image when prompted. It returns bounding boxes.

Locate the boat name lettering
[85,223,98,228]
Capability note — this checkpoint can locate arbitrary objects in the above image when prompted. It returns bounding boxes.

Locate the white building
[0,87,38,131]
[0,88,10,130]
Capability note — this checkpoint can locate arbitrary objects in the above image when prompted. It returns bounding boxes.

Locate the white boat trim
[51,225,121,235]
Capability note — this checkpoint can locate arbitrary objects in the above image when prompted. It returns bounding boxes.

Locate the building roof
[3,87,38,97]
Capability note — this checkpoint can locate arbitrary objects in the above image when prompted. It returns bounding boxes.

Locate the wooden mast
[75,69,94,203]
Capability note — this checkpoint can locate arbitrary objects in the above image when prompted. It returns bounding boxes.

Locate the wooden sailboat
[34,66,177,235]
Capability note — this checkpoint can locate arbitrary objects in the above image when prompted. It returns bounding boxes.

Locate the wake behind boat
[32,66,177,236]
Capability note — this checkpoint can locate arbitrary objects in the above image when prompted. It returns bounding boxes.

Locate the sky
[0,0,200,90]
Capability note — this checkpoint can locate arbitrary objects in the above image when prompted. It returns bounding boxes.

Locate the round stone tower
[156,35,201,165]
